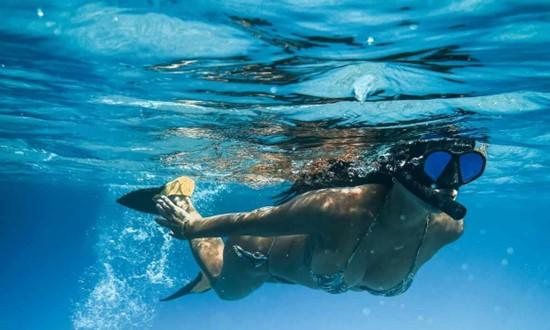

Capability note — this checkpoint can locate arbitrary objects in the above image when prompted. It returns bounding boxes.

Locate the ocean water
[1,1,549,329]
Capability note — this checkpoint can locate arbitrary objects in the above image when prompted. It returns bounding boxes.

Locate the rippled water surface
[1,1,549,329]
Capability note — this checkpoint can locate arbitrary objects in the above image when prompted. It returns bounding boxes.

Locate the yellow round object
[160,176,195,197]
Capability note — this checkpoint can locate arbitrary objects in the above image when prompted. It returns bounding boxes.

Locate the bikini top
[310,209,430,295]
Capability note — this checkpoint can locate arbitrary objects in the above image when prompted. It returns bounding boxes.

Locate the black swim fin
[160,272,211,302]
[117,176,196,215]
[117,186,163,215]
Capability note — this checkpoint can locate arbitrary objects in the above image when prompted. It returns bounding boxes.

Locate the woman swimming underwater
[121,138,486,301]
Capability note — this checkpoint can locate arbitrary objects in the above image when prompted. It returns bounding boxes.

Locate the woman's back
[262,182,463,293]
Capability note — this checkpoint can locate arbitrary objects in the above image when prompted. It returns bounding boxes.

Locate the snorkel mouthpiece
[395,172,467,220]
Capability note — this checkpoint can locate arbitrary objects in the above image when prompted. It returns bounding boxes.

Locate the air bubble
[36,8,44,17]
[362,307,371,316]
[366,36,375,45]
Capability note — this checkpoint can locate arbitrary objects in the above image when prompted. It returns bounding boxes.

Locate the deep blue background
[0,180,101,329]
[1,179,549,330]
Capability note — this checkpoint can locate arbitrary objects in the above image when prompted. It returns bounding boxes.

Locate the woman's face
[394,139,485,220]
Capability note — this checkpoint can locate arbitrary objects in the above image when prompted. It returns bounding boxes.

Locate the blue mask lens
[459,152,485,183]
[424,151,452,181]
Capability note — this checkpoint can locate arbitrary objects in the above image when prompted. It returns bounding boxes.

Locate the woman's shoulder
[319,183,391,219]
[337,183,391,206]
[321,183,391,196]
[304,183,389,207]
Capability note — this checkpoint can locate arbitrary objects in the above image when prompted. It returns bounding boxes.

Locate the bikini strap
[405,212,431,277]
[349,188,431,295]
[344,189,391,269]
[362,213,431,296]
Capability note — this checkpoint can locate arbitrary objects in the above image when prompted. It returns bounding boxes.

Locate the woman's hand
[154,195,200,239]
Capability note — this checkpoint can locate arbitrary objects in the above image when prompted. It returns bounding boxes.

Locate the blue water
[1,1,549,329]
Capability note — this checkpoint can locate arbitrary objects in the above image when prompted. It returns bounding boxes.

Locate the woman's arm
[187,201,317,238]
[155,187,359,239]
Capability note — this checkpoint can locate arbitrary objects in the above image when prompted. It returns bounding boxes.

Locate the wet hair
[274,137,477,204]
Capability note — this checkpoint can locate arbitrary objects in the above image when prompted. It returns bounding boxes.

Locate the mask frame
[421,149,486,188]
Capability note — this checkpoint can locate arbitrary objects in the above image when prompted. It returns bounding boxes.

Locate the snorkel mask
[394,139,486,220]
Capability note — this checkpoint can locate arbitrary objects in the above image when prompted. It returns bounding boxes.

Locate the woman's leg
[212,236,273,300]
[180,198,271,300]
[172,196,224,282]
[188,236,272,300]
[189,237,223,281]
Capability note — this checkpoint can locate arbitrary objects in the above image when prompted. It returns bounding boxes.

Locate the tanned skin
[155,180,463,300]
